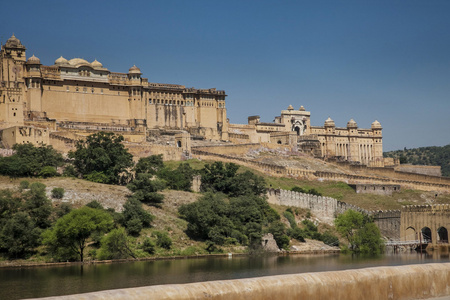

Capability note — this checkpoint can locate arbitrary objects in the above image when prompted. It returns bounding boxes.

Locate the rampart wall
[31,263,450,300]
[268,188,399,238]
[192,148,450,192]
[395,164,442,177]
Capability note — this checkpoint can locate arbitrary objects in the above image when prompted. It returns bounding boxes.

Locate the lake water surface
[1,251,449,299]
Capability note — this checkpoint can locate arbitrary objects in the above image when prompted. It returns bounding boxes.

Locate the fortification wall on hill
[333,160,449,185]
[395,164,442,177]
[268,188,399,238]
[193,149,450,192]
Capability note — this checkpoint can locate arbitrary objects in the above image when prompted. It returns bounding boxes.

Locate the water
[1,252,448,300]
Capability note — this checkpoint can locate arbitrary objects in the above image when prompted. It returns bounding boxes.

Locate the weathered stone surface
[30,263,450,300]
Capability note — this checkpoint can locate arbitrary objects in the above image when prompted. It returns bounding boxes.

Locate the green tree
[157,163,195,191]
[334,209,383,254]
[0,212,42,258]
[200,162,266,196]
[127,173,165,207]
[122,198,154,236]
[42,206,113,262]
[134,154,164,175]
[178,193,233,244]
[69,132,133,184]
[154,231,172,249]
[98,227,135,260]
[24,183,52,229]
[268,221,290,250]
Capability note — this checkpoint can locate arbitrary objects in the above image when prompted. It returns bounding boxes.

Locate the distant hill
[384,145,450,177]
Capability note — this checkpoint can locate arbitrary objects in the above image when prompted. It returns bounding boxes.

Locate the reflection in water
[1,252,449,300]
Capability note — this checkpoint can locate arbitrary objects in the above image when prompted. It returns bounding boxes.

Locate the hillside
[384,144,450,177]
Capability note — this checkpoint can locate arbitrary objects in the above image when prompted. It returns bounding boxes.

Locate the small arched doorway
[405,227,416,241]
[421,227,432,243]
[437,227,448,244]
[177,141,182,148]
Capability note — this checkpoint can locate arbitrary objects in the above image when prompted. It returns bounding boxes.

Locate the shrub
[39,166,58,178]
[283,210,297,229]
[51,187,65,199]
[142,237,156,254]
[154,231,172,249]
[19,180,30,190]
[85,171,109,183]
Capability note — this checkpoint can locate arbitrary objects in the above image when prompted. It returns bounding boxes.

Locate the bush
[126,218,144,236]
[39,166,58,178]
[85,171,109,183]
[287,227,306,242]
[63,165,77,177]
[85,200,104,210]
[51,187,65,199]
[19,180,30,190]
[142,237,156,254]
[154,231,172,249]
[283,210,297,229]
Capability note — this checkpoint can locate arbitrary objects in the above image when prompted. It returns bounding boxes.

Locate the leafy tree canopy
[42,206,113,262]
[200,162,267,196]
[0,143,63,177]
[334,209,383,254]
[69,132,133,184]
[134,154,164,175]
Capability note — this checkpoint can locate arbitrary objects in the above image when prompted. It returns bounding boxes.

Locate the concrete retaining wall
[31,263,450,300]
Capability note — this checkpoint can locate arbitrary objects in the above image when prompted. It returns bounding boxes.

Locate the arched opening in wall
[277,140,282,144]
[421,227,432,243]
[405,227,416,241]
[294,126,300,136]
[437,227,448,244]
[177,141,182,148]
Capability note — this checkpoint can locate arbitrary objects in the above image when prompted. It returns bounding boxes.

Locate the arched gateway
[400,205,450,246]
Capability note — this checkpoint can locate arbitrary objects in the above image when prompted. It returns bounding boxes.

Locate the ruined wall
[32,263,450,300]
[349,184,401,196]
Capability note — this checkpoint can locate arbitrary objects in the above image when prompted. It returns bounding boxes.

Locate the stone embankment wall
[32,263,450,300]
[268,188,400,238]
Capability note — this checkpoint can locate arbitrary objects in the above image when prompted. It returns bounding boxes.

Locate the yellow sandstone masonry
[30,263,450,300]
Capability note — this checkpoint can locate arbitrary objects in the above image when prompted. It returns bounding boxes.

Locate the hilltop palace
[0,34,383,167]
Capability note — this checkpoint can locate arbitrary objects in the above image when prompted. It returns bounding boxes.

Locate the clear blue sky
[2,0,450,151]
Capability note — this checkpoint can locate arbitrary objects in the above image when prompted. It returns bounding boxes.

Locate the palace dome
[55,56,69,65]
[26,54,41,64]
[347,119,358,128]
[129,65,141,74]
[91,59,103,68]
[5,34,25,49]
[299,106,305,111]
[324,117,335,127]
[287,105,294,111]
[68,58,91,67]
[371,120,382,129]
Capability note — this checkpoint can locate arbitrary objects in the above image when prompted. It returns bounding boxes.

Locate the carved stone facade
[0,34,228,147]
[229,105,384,167]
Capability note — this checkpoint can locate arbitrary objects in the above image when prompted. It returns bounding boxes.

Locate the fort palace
[1,34,383,167]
